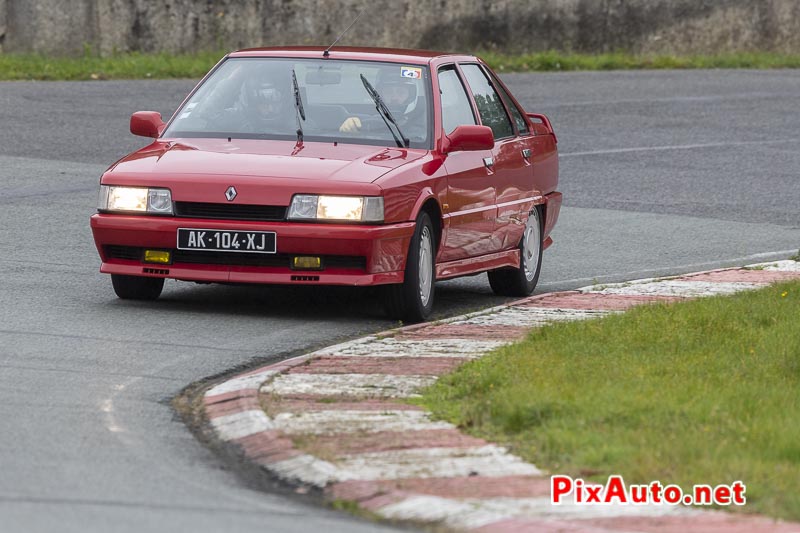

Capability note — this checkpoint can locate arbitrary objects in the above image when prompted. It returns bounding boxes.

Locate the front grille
[105,245,366,271]
[174,202,286,221]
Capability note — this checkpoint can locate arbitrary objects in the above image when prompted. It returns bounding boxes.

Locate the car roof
[229,46,477,65]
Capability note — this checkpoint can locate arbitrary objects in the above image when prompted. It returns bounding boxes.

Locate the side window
[460,64,514,140]
[487,70,529,135]
[437,65,477,135]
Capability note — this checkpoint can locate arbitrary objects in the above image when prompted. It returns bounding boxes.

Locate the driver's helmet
[376,71,418,116]
[245,66,288,122]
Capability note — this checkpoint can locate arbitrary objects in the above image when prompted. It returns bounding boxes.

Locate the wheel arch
[532,202,544,232]
[409,189,443,252]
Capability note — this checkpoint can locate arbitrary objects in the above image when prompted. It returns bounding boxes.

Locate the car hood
[108,138,426,184]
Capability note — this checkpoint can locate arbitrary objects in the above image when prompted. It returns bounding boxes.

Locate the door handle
[522,148,532,159]
[483,156,494,169]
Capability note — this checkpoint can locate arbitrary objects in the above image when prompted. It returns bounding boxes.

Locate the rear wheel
[111,274,164,300]
[384,211,435,323]
[488,207,543,297]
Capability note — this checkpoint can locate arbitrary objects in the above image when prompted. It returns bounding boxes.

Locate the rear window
[460,63,514,140]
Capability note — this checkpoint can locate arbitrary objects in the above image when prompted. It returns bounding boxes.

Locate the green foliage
[421,280,800,520]
[478,50,800,72]
[0,51,226,81]
[473,93,513,138]
[1,50,800,81]
[329,499,383,522]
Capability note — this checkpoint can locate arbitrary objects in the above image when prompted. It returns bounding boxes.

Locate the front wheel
[488,207,543,297]
[384,211,435,323]
[111,274,164,300]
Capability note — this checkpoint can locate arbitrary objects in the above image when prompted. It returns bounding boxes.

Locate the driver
[339,77,423,138]
[239,66,296,134]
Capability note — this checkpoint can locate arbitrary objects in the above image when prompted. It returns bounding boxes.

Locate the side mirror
[442,125,494,154]
[130,111,165,138]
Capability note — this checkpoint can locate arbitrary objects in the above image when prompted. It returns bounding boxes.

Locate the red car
[90,47,561,322]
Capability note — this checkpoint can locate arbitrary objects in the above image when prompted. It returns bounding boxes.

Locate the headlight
[98,185,173,215]
[288,195,383,223]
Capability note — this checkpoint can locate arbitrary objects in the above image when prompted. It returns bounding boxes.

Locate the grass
[419,280,800,520]
[2,50,800,81]
[329,499,385,523]
[480,50,800,73]
[0,50,225,81]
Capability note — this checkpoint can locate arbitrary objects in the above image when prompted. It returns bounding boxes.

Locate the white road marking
[747,259,800,272]
[378,495,507,530]
[100,383,129,435]
[336,445,541,480]
[312,337,506,358]
[210,409,274,440]
[560,138,800,158]
[266,447,541,487]
[377,495,697,530]
[100,399,113,413]
[451,307,611,328]
[547,92,799,108]
[476,496,698,519]
[272,410,454,436]
[261,373,436,399]
[205,369,279,397]
[305,336,380,357]
[579,279,763,297]
[267,453,343,488]
[538,250,800,290]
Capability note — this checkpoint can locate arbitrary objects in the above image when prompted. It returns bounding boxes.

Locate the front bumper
[90,214,416,286]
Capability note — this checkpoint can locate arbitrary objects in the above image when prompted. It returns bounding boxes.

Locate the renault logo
[225,186,237,201]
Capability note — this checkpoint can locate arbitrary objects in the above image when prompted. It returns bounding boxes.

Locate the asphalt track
[0,70,798,532]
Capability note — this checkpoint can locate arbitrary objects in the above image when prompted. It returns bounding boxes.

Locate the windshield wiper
[292,69,305,144]
[359,74,409,148]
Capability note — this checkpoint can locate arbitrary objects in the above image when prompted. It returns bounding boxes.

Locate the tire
[384,211,436,323]
[111,274,164,300]
[488,207,543,297]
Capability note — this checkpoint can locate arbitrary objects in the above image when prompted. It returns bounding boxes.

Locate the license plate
[177,228,276,253]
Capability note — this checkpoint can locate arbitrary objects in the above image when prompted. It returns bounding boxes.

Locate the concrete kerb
[199,260,800,532]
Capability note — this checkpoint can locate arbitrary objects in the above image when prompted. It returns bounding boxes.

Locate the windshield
[164,57,432,149]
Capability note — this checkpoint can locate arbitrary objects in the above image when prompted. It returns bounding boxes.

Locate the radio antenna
[323,9,365,57]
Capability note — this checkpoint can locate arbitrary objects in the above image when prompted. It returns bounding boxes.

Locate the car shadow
[100,275,516,323]
[147,282,389,322]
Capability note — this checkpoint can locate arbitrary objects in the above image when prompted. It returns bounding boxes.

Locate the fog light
[144,250,171,264]
[292,256,322,270]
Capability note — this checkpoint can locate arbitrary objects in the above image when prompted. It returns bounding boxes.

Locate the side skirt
[435,249,520,280]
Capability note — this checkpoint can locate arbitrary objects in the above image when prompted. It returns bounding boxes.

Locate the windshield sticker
[400,66,422,79]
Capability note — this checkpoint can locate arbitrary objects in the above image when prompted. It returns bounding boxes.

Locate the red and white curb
[203,260,800,532]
